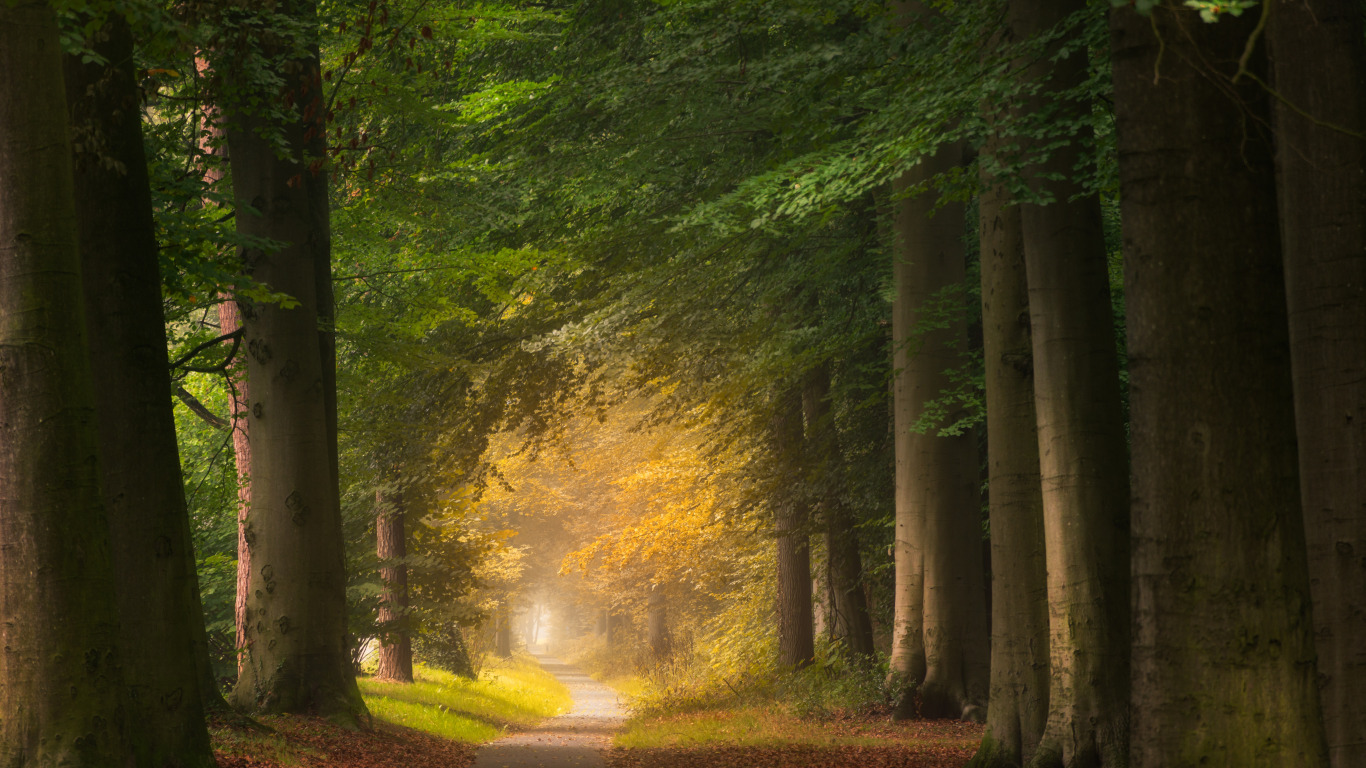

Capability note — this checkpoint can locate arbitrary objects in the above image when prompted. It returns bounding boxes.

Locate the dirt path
[471,653,625,768]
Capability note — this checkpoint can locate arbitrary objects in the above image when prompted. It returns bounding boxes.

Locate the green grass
[358,654,573,743]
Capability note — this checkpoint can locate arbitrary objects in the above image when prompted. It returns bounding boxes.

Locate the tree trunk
[773,386,815,669]
[802,364,876,658]
[220,299,254,674]
[0,5,139,764]
[223,0,366,722]
[968,120,1050,768]
[1112,4,1328,766]
[890,146,989,721]
[497,609,514,657]
[1268,4,1366,765]
[375,489,413,683]
[64,14,217,765]
[648,590,671,660]
[1006,2,1132,764]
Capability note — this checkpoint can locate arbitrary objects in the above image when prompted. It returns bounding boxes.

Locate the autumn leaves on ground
[208,653,982,768]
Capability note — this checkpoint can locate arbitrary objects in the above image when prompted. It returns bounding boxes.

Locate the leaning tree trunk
[773,386,816,669]
[968,120,1050,768]
[65,14,217,765]
[223,0,366,723]
[1268,3,1366,765]
[0,4,139,764]
[1112,4,1328,766]
[1009,1,1131,764]
[890,145,990,721]
[375,488,413,683]
[802,364,876,658]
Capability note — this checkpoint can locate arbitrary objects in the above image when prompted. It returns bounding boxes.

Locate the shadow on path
[471,650,625,768]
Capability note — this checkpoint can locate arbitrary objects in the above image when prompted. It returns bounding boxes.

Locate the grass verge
[358,654,573,743]
[615,705,983,750]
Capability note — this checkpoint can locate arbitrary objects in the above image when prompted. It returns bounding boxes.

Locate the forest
[0,0,1362,767]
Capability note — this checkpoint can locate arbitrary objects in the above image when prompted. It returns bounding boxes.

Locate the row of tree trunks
[0,4,140,764]
[1112,4,1327,766]
[65,13,219,764]
[1268,2,1366,765]
[802,365,877,658]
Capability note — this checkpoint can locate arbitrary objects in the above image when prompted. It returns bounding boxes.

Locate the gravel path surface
[471,653,625,768]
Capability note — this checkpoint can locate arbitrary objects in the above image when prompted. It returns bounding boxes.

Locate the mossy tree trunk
[1268,3,1366,765]
[1112,4,1328,766]
[64,12,219,763]
[0,4,140,764]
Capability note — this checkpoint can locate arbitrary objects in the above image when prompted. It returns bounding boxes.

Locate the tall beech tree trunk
[802,364,875,658]
[1009,2,1131,764]
[773,386,816,668]
[968,127,1050,768]
[1112,5,1328,766]
[889,146,990,721]
[223,0,365,722]
[65,15,218,764]
[1268,4,1366,764]
[375,488,413,683]
[0,5,139,764]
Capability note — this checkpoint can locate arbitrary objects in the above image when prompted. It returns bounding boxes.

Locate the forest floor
[209,653,983,768]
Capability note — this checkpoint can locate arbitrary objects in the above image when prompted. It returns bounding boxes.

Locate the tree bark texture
[773,386,816,669]
[0,5,138,764]
[1009,1,1132,764]
[968,129,1050,768]
[1112,5,1328,766]
[802,364,876,658]
[889,146,990,721]
[1268,3,1366,765]
[65,15,217,765]
[223,0,366,722]
[375,489,413,683]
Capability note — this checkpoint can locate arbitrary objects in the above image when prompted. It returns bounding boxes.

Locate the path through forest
[472,652,625,768]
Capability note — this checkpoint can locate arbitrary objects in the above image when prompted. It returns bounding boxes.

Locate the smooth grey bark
[65,14,218,764]
[0,4,139,764]
[1008,2,1131,764]
[375,488,413,683]
[889,146,990,721]
[773,386,816,669]
[1112,4,1328,766]
[968,126,1050,768]
[1268,3,1366,765]
[223,0,366,722]
[802,364,876,658]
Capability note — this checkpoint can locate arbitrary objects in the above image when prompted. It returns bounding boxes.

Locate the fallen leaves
[212,714,475,768]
